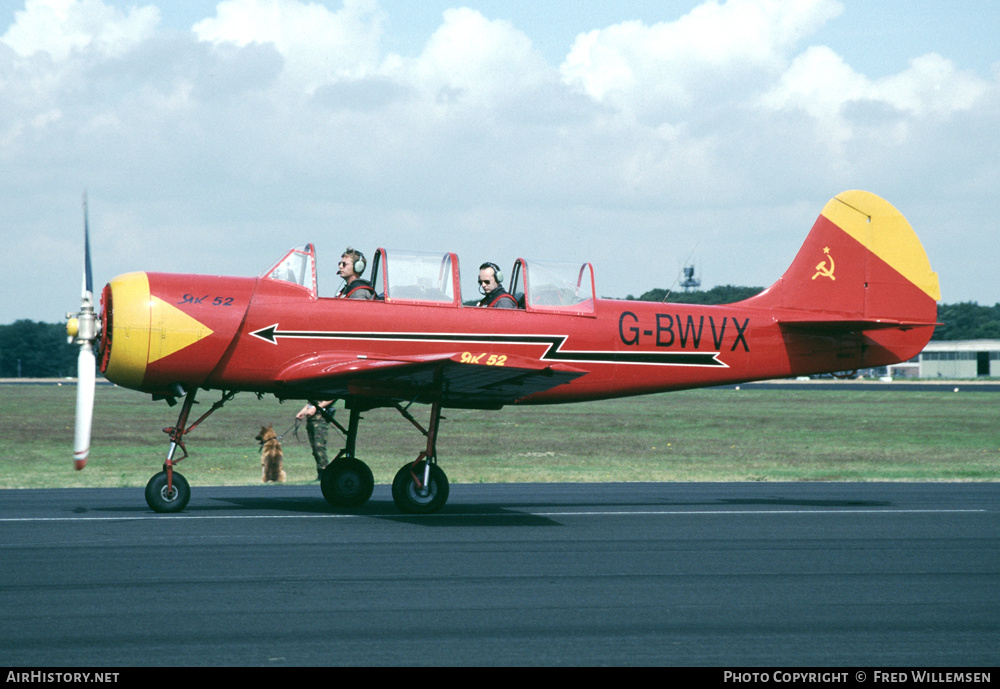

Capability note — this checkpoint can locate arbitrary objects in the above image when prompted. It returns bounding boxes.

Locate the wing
[276,352,587,408]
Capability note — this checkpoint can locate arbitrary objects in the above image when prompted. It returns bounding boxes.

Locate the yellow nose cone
[103,272,151,389]
[67,318,80,338]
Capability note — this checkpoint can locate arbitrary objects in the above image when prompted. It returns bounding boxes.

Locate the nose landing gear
[144,388,235,513]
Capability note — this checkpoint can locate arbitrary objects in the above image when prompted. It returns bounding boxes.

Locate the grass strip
[2,384,998,488]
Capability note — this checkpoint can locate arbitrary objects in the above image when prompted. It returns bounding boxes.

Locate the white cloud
[758,45,866,138]
[1,0,159,61]
[760,47,991,144]
[192,0,385,92]
[409,8,551,106]
[877,53,988,117]
[560,0,844,118]
[557,0,994,183]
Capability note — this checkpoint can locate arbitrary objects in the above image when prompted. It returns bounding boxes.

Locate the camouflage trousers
[306,413,331,476]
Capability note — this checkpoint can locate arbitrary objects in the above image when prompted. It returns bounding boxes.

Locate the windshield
[260,244,317,294]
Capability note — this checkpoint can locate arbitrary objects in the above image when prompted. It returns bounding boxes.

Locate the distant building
[680,265,700,292]
[884,340,1000,379]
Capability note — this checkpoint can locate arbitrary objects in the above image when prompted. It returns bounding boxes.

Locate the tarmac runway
[1,482,997,667]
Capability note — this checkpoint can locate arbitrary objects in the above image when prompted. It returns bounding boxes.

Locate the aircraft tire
[145,470,191,513]
[321,457,375,508]
[391,462,449,514]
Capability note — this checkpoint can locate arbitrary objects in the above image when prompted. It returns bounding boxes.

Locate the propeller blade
[71,191,98,470]
[82,192,93,300]
[74,345,95,470]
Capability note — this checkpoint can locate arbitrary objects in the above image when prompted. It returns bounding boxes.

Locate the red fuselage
[99,271,932,406]
[97,191,939,407]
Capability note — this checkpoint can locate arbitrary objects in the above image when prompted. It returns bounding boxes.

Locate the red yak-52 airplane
[67,190,939,514]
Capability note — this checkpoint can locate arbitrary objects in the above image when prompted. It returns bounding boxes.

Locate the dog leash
[276,419,299,442]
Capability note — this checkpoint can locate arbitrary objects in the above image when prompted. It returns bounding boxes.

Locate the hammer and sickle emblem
[812,247,836,281]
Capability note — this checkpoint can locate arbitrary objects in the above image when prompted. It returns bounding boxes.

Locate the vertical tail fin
[743,191,939,369]
[748,190,939,322]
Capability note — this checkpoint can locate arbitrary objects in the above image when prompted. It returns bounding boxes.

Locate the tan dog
[256,424,286,483]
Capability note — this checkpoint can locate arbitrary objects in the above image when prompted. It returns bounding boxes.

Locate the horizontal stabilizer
[777,318,941,334]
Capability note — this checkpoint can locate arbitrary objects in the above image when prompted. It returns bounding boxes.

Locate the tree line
[3,297,999,377]
[0,321,79,378]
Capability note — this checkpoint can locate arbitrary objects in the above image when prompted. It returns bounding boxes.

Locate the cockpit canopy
[260,244,595,315]
[369,249,459,305]
[509,258,595,315]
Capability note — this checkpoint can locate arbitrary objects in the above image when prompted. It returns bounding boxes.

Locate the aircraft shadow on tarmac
[83,487,892,525]
[207,495,564,527]
[198,493,895,524]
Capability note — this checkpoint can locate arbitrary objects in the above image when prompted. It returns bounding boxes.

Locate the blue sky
[2,0,999,324]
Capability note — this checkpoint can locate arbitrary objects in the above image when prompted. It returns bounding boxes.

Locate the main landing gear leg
[391,400,450,514]
[319,404,375,509]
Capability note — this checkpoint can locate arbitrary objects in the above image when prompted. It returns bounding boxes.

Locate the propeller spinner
[67,193,98,470]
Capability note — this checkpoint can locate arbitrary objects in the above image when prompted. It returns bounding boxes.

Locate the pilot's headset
[479,262,503,294]
[344,247,366,275]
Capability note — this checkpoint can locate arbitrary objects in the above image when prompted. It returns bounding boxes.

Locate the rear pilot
[477,262,517,309]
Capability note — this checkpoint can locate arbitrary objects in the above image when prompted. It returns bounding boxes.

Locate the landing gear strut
[319,405,375,508]
[144,388,235,513]
[391,401,449,514]
[317,400,450,514]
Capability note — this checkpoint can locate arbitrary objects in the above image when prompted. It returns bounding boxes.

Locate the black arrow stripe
[249,325,726,367]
